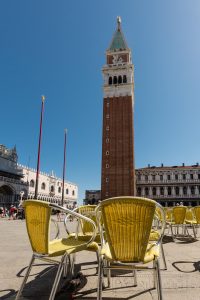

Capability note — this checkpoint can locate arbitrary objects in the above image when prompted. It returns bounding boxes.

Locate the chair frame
[95,197,166,300]
[15,202,97,300]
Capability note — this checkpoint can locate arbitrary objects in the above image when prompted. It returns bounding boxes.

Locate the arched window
[118,75,122,84]
[108,76,112,85]
[72,190,75,196]
[160,187,164,195]
[58,187,61,193]
[168,187,171,196]
[30,179,35,188]
[113,76,117,84]
[175,187,179,195]
[123,75,127,83]
[137,187,141,196]
[152,187,156,196]
[183,186,187,195]
[66,188,69,194]
[50,185,54,192]
[190,174,194,180]
[145,187,149,196]
[41,182,45,190]
[191,186,195,195]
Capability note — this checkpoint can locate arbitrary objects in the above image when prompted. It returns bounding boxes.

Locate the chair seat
[68,232,101,244]
[49,237,98,257]
[100,242,159,264]
[185,220,197,225]
[149,230,160,241]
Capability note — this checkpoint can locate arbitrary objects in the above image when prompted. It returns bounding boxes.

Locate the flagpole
[34,95,45,199]
[61,129,67,206]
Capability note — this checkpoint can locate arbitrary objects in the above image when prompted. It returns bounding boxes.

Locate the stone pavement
[1,218,200,300]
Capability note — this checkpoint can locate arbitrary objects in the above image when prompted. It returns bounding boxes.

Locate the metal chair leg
[63,255,69,278]
[97,256,103,300]
[170,224,175,241]
[155,259,163,300]
[49,254,66,300]
[15,254,35,300]
[107,261,111,287]
[160,243,167,270]
[192,224,197,239]
[133,269,137,286]
[153,260,157,289]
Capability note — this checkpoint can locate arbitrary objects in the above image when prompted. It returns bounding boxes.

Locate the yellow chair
[194,206,200,224]
[15,200,98,300]
[185,207,197,238]
[65,205,101,247]
[96,196,165,300]
[168,206,188,240]
[193,206,200,236]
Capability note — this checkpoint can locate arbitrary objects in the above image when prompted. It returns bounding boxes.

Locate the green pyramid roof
[108,17,128,51]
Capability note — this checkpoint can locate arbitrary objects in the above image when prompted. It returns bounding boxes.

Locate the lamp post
[61,129,67,206]
[34,95,45,199]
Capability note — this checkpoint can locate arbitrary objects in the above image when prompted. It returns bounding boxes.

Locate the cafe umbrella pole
[34,95,45,199]
[61,129,67,206]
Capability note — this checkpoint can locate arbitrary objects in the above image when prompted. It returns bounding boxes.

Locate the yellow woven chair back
[99,197,156,262]
[185,208,195,222]
[165,208,173,222]
[173,206,187,224]
[24,200,51,255]
[194,206,200,223]
[78,205,97,234]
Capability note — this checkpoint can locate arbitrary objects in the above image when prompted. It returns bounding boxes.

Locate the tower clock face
[112,54,123,64]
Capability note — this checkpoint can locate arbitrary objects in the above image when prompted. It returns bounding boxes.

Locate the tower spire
[108,17,128,51]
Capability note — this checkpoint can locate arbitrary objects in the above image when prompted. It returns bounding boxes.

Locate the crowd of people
[0,204,25,220]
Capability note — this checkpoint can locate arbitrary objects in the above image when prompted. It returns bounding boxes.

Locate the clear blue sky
[1,1,200,203]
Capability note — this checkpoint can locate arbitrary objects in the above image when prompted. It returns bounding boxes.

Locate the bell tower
[101,17,136,200]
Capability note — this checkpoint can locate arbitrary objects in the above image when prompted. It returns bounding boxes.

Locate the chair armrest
[154,203,166,246]
[51,218,60,239]
[50,204,97,245]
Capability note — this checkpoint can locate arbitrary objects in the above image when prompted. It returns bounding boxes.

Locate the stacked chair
[15,200,98,300]
[95,196,166,300]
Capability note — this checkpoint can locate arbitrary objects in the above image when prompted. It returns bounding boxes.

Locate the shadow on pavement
[1,262,84,300]
[172,260,200,273]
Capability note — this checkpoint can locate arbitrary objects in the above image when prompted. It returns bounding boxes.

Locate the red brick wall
[101,96,136,200]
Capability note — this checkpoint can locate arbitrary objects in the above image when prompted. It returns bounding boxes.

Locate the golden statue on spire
[117,16,121,30]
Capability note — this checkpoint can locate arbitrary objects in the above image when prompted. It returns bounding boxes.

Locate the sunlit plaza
[1,216,200,300]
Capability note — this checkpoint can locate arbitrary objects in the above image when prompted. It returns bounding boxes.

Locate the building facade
[101,17,136,200]
[83,190,101,205]
[0,145,28,206]
[0,144,78,208]
[136,164,200,206]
